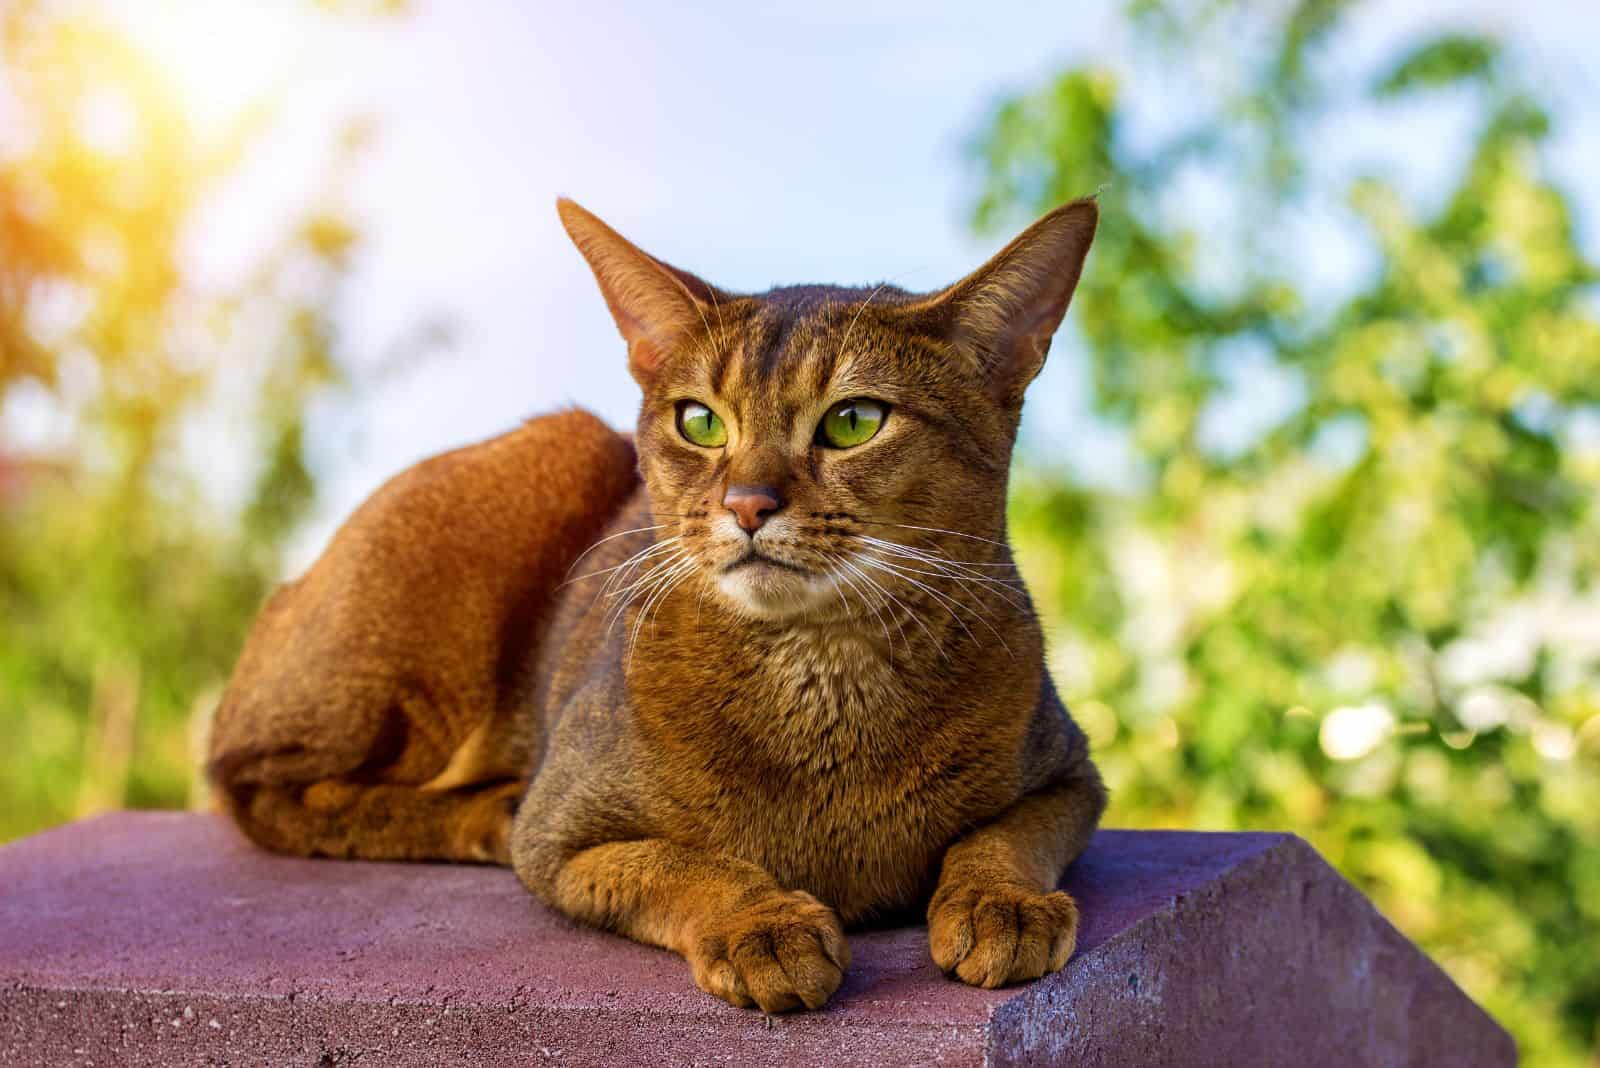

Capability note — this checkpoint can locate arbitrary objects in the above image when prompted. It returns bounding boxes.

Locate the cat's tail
[207,407,640,863]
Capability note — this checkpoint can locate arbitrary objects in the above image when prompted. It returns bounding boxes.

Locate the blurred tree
[978,2,1599,1064]
[0,2,398,839]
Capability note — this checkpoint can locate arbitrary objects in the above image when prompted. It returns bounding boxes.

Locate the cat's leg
[233,779,525,863]
[926,759,1107,988]
[510,712,850,1013]
[210,662,532,863]
[515,835,849,1013]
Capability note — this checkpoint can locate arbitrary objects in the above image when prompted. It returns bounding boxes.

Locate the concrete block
[0,813,1513,1066]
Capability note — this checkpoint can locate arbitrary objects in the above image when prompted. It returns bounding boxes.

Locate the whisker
[854,535,1026,584]
[705,281,728,362]
[853,520,1011,549]
[839,281,892,359]
[837,554,940,657]
[563,530,675,588]
[848,532,1019,571]
[604,551,690,638]
[590,539,683,601]
[850,535,1027,602]
[858,556,980,638]
[862,559,1029,611]
[823,551,896,659]
[821,555,871,646]
[864,550,1016,612]
[627,556,699,667]
[859,555,1014,658]
[597,545,685,625]
[603,545,689,603]
[563,521,668,578]
[665,267,726,375]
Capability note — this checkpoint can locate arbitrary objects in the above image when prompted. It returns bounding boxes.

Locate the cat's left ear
[912,198,1098,405]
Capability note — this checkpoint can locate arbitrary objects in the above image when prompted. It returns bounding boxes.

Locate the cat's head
[560,198,1096,623]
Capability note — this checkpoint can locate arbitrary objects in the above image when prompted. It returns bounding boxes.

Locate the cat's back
[211,407,640,836]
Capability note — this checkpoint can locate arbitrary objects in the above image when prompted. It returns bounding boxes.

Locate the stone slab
[0,813,1513,1066]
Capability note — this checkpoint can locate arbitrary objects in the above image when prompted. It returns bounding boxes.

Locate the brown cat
[208,197,1106,1013]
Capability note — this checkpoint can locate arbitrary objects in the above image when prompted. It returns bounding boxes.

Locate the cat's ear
[557,198,725,384]
[913,198,1097,405]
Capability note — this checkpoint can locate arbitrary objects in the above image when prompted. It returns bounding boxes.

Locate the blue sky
[80,1,1600,565]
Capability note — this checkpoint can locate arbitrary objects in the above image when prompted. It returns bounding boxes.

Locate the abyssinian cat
[208,197,1106,1013]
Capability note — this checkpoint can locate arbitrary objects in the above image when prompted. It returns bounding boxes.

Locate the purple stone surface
[0,813,1513,1066]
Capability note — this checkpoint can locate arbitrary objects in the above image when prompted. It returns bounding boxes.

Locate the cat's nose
[723,485,784,533]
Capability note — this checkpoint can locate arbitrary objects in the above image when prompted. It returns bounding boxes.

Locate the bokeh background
[3,1,1597,1062]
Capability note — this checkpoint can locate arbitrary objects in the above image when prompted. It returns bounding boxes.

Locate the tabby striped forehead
[684,288,910,431]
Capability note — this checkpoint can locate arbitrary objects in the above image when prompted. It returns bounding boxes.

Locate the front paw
[687,889,850,1013]
[927,880,1079,988]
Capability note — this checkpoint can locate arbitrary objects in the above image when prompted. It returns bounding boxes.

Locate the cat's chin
[715,561,837,622]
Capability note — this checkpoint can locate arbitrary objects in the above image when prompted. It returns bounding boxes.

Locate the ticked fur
[209,197,1107,1014]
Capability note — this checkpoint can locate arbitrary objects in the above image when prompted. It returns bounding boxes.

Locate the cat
[208,197,1106,1014]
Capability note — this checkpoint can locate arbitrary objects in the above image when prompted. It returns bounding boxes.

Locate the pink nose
[723,485,783,533]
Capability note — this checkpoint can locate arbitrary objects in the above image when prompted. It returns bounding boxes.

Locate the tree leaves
[0,3,384,839]
[978,5,1599,1064]
[1376,34,1500,97]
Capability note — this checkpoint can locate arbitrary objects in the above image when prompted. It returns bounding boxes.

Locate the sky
[66,1,1600,568]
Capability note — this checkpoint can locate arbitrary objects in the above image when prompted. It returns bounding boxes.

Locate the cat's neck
[621,569,1031,772]
[627,615,905,773]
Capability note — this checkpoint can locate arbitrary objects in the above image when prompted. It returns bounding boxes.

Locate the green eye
[818,398,887,449]
[676,400,727,447]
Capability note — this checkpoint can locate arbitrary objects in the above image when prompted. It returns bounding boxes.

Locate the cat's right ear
[557,198,723,385]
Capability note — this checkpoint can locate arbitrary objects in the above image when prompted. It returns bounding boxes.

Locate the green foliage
[980,3,1599,1064]
[1376,34,1499,97]
[0,2,373,841]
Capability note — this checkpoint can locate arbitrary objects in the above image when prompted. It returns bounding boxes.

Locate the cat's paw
[927,880,1079,988]
[687,889,850,1013]
[453,781,523,864]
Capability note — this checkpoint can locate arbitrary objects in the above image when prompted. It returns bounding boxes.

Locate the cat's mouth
[722,550,811,576]
[715,546,835,619]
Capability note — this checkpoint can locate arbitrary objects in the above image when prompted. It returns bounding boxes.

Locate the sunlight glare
[110,1,312,137]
